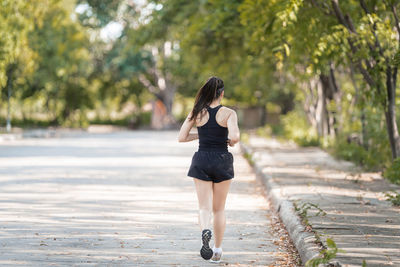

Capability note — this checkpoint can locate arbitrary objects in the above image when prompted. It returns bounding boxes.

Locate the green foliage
[384,191,400,206]
[89,117,130,126]
[281,110,320,147]
[61,109,90,128]
[330,107,392,171]
[256,123,285,138]
[2,0,400,177]
[76,0,121,28]
[255,110,319,146]
[237,0,400,169]
[271,124,285,136]
[384,158,400,184]
[88,111,151,128]
[0,0,160,129]
[0,117,53,128]
[240,132,250,145]
[243,151,254,166]
[331,139,379,170]
[294,201,327,226]
[305,238,345,267]
[0,1,32,87]
[27,1,93,121]
[136,111,152,128]
[256,125,272,138]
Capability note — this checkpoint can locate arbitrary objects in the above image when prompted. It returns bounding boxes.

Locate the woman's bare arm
[227,110,240,146]
[178,112,198,142]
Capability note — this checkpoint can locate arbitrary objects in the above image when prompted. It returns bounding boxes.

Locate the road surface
[0,130,298,266]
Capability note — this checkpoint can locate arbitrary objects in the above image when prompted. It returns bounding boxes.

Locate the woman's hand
[227,138,235,147]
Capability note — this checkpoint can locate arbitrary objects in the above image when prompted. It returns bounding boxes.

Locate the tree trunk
[329,0,400,159]
[385,66,400,159]
[328,64,341,136]
[315,78,328,137]
[139,44,178,130]
[5,64,16,132]
[360,107,368,149]
[303,79,318,130]
[319,64,341,138]
[301,77,326,136]
[151,86,177,129]
[159,73,177,128]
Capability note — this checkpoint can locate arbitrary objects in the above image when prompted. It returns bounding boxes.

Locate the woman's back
[196,105,228,152]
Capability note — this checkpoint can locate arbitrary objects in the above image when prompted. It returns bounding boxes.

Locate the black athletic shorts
[187,150,234,183]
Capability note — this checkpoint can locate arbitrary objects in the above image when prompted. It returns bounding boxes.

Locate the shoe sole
[209,251,222,263]
[200,230,213,260]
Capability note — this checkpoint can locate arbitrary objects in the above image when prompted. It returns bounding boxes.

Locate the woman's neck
[209,99,221,108]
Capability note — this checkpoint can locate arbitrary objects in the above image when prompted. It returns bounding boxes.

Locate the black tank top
[197,105,228,152]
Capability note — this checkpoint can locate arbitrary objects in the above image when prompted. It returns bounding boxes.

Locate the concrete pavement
[242,134,400,267]
[0,130,298,266]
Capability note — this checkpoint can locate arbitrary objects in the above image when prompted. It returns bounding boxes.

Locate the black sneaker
[200,229,213,260]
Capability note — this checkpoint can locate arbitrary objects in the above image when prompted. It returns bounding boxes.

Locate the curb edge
[240,142,321,265]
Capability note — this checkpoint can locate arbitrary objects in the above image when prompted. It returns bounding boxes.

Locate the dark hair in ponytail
[189,76,224,121]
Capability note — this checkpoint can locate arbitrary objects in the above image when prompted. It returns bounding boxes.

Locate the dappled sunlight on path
[0,131,295,266]
[247,135,400,267]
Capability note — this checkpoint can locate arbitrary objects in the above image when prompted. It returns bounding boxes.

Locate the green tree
[0,1,46,131]
[28,0,93,125]
[239,0,400,161]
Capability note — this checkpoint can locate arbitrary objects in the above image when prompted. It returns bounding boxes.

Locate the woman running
[178,76,240,263]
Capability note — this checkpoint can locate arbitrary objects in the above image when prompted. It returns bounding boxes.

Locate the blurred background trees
[1,0,400,179]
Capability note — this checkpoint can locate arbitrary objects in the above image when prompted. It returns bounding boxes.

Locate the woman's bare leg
[212,179,232,248]
[193,178,213,230]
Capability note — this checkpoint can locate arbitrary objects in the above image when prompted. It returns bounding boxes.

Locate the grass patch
[0,111,152,130]
[305,238,345,267]
[240,132,250,144]
[255,110,319,147]
[330,140,379,171]
[384,191,400,206]
[243,152,254,166]
[384,158,400,184]
[294,201,327,227]
[0,118,55,128]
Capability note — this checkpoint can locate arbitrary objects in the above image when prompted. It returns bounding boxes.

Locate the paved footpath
[0,130,297,266]
[244,134,400,267]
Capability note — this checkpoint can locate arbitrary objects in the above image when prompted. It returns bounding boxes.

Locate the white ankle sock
[213,246,222,253]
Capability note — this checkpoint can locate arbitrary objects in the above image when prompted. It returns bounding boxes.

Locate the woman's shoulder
[220,106,236,116]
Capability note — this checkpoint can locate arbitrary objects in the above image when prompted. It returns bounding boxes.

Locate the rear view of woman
[178,76,240,263]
